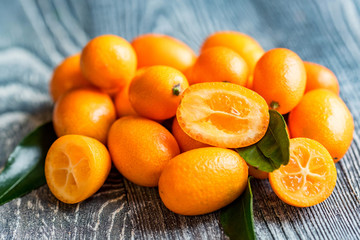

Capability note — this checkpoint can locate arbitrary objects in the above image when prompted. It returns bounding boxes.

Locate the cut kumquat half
[269,138,337,207]
[45,135,111,204]
[176,82,269,148]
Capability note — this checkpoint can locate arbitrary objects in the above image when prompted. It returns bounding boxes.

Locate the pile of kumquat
[45,31,354,215]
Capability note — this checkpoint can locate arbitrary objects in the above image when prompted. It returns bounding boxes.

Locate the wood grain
[1,0,360,239]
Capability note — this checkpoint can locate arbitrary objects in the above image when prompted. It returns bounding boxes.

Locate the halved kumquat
[45,135,111,204]
[176,82,269,148]
[269,138,337,207]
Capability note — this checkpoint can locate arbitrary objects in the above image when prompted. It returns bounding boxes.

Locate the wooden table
[1,0,359,239]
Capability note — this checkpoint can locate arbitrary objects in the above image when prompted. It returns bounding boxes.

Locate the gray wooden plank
[1,0,360,239]
[0,170,130,240]
[124,180,224,240]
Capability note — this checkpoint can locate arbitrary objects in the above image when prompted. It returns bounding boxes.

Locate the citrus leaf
[220,177,255,240]
[0,122,57,205]
[236,110,289,172]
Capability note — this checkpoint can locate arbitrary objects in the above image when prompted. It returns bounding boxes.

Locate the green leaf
[0,122,57,205]
[236,110,289,172]
[220,177,255,240]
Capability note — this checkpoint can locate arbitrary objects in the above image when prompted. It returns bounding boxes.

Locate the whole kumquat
[159,147,248,215]
[81,34,137,93]
[107,116,180,187]
[172,117,211,152]
[129,66,189,120]
[253,48,306,114]
[53,88,116,144]
[201,31,264,74]
[132,34,196,73]
[189,46,248,86]
[114,67,148,117]
[49,54,92,102]
[304,61,339,94]
[289,89,354,162]
[201,31,265,89]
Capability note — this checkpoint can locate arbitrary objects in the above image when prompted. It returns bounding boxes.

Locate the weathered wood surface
[1,0,360,239]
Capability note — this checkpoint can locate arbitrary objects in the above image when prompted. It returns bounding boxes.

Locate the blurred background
[0,0,359,239]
